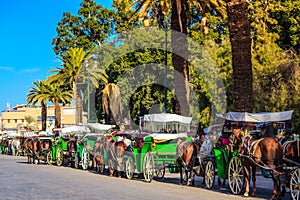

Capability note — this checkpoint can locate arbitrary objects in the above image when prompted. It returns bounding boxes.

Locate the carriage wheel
[143,152,154,183]
[155,167,165,179]
[56,147,63,166]
[81,147,89,170]
[74,152,79,169]
[46,151,53,165]
[125,157,134,180]
[228,156,244,194]
[290,168,300,200]
[204,160,215,189]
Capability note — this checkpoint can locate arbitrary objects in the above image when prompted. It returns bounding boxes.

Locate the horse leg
[243,166,250,197]
[270,176,281,200]
[179,166,183,185]
[251,166,257,197]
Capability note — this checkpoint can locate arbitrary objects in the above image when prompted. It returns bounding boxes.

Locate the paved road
[0,154,291,200]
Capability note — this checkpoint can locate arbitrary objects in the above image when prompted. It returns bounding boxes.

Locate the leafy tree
[52,0,115,56]
[27,80,50,131]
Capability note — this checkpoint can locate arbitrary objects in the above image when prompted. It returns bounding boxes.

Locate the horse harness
[239,135,279,171]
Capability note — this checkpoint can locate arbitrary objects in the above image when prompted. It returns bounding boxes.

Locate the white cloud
[0,66,14,71]
[20,68,40,73]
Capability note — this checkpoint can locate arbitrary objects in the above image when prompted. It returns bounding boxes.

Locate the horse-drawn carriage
[216,110,299,199]
[74,123,115,170]
[120,113,200,183]
[47,126,87,166]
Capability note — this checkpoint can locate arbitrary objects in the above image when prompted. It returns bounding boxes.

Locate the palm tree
[226,0,253,112]
[117,0,227,116]
[46,81,73,128]
[102,83,122,124]
[27,80,49,131]
[48,47,107,124]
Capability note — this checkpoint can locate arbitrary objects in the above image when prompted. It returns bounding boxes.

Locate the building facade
[0,104,79,132]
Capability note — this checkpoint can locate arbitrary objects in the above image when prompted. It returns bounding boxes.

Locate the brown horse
[175,137,201,186]
[282,140,300,165]
[66,139,77,166]
[233,130,283,199]
[93,138,105,173]
[108,139,127,177]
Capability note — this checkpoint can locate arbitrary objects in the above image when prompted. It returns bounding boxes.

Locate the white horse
[11,139,21,156]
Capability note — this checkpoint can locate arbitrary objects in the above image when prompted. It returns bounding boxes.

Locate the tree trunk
[41,102,47,131]
[227,0,253,112]
[74,81,83,124]
[54,99,61,128]
[171,0,190,116]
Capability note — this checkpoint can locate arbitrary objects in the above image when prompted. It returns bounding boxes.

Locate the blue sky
[0,0,112,112]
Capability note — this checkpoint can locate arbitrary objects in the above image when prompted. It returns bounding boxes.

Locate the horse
[93,137,105,173]
[108,138,127,177]
[175,137,201,186]
[23,138,35,163]
[282,140,300,164]
[11,138,21,156]
[66,139,77,167]
[232,128,283,200]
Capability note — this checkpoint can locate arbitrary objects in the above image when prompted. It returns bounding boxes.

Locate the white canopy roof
[61,125,91,134]
[216,110,294,122]
[203,124,224,134]
[143,113,192,124]
[87,123,115,131]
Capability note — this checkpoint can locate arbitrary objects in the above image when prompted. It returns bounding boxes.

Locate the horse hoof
[243,193,249,197]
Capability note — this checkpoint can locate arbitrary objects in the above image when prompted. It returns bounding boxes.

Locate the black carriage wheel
[125,157,134,180]
[46,151,53,165]
[204,160,215,189]
[56,147,63,166]
[228,156,244,195]
[290,168,300,200]
[143,152,154,183]
[155,167,165,179]
[74,152,79,169]
[81,147,89,170]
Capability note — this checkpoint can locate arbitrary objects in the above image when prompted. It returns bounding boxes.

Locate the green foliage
[52,0,115,56]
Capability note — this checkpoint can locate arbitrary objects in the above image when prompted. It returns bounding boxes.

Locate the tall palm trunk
[41,102,47,131]
[74,81,83,124]
[171,0,190,116]
[227,0,253,112]
[54,99,62,128]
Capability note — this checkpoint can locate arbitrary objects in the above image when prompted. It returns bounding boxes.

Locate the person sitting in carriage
[264,122,278,138]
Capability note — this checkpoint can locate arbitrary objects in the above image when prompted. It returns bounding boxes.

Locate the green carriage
[47,126,87,166]
[123,113,194,183]
[215,110,295,195]
[74,123,115,170]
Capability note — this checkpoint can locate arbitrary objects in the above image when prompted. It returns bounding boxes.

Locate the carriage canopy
[141,113,192,133]
[216,110,294,123]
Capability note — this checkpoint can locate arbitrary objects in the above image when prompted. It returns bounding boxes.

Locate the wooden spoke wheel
[56,147,63,166]
[74,152,79,169]
[155,167,165,179]
[143,152,154,183]
[125,157,134,180]
[228,156,244,195]
[46,151,53,165]
[204,160,215,189]
[290,168,300,200]
[81,147,89,170]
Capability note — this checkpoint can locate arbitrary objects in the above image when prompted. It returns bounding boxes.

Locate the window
[15,119,17,123]
[21,119,24,123]
[7,119,10,123]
